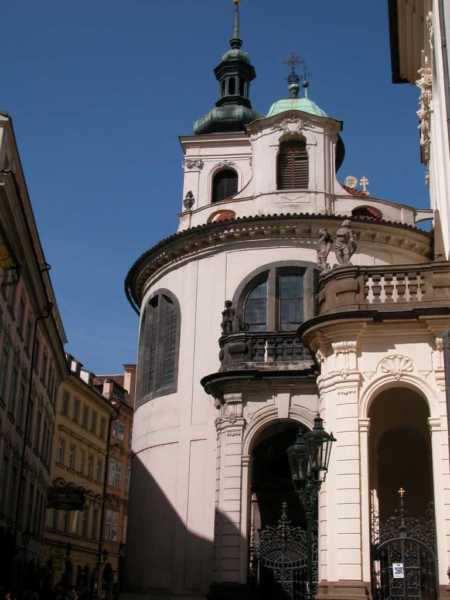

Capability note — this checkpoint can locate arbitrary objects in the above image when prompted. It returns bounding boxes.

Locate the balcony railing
[318,262,450,315]
[219,331,313,372]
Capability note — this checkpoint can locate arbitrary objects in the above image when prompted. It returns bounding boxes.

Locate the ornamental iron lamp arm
[287,414,336,600]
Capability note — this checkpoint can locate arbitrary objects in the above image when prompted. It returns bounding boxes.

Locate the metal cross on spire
[284,52,303,76]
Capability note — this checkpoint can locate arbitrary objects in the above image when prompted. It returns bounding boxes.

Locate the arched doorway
[369,387,437,600]
[248,420,315,600]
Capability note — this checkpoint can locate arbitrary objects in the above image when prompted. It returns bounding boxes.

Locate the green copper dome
[267,97,328,118]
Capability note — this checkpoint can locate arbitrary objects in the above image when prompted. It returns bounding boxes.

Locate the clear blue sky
[1,0,425,374]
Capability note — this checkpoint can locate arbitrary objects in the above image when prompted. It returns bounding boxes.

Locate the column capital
[359,418,370,433]
[428,416,443,432]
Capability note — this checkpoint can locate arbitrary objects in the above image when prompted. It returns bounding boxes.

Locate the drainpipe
[12,303,53,551]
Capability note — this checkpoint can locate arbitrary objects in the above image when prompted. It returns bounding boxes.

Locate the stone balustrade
[219,331,313,371]
[318,262,450,315]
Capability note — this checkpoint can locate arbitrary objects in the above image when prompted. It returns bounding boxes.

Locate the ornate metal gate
[249,503,317,600]
[371,491,438,600]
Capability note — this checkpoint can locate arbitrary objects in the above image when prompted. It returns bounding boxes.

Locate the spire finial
[230,0,242,49]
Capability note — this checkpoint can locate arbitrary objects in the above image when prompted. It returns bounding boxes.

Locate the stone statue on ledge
[317,228,333,272]
[334,219,357,265]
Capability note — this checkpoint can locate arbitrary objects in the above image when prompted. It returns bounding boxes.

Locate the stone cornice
[125,213,431,312]
[246,109,342,136]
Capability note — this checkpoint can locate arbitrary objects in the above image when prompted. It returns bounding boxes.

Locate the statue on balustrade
[334,219,357,265]
[317,228,333,272]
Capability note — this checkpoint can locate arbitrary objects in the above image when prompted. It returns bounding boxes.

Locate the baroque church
[124,3,450,600]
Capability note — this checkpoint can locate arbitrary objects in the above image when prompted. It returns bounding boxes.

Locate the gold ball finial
[233,0,240,4]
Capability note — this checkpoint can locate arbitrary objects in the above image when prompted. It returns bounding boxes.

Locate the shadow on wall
[123,453,244,599]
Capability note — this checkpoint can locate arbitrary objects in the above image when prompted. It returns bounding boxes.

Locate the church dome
[193,1,259,135]
[267,96,328,118]
[221,47,251,64]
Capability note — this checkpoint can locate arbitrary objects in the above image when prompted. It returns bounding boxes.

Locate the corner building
[125,6,450,600]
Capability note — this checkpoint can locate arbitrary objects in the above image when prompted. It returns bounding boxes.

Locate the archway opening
[248,419,314,599]
[369,387,437,600]
[369,387,433,519]
[250,420,308,531]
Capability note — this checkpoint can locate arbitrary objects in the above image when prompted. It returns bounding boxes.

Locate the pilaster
[317,341,365,585]
[214,393,246,584]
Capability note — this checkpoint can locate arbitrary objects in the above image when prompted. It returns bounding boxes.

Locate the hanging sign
[392,563,405,579]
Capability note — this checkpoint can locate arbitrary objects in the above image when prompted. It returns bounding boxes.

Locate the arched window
[137,290,180,406]
[352,206,382,221]
[212,168,238,203]
[277,139,309,190]
[240,265,314,332]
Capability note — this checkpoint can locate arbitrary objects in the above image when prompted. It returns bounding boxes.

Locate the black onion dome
[193,1,259,135]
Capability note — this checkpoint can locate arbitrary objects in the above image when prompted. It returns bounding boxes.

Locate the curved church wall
[127,229,432,596]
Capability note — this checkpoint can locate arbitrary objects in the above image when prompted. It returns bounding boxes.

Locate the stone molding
[125,214,431,310]
[316,580,371,600]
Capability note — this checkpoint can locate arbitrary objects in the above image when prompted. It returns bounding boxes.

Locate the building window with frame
[8,360,19,419]
[96,458,103,482]
[69,444,76,470]
[212,168,238,203]
[108,460,122,489]
[91,507,99,540]
[90,410,98,436]
[80,449,86,475]
[82,405,89,429]
[104,510,119,542]
[237,264,317,333]
[57,437,66,465]
[112,420,125,441]
[277,138,309,190]
[72,397,81,423]
[61,390,70,416]
[87,455,94,480]
[137,290,180,405]
[34,338,41,374]
[0,339,11,406]
[17,297,25,337]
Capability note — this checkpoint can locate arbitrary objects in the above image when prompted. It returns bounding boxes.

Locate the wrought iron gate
[249,503,317,600]
[371,493,438,600]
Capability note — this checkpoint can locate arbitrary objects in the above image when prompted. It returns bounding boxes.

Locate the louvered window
[137,291,180,406]
[212,169,238,203]
[277,140,309,190]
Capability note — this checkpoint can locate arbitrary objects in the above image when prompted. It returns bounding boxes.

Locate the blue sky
[1,0,425,374]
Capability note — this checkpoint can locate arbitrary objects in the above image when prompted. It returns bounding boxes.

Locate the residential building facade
[44,355,115,591]
[124,4,450,600]
[94,365,135,592]
[0,112,67,590]
[388,0,450,256]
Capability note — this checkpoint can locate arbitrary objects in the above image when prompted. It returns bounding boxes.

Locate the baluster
[396,273,406,302]
[371,275,382,304]
[408,273,419,301]
[267,337,276,363]
[384,274,394,303]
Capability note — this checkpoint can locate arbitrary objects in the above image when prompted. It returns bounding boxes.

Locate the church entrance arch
[248,419,317,600]
[368,387,438,600]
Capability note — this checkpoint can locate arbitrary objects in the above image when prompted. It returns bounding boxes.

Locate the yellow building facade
[44,355,115,591]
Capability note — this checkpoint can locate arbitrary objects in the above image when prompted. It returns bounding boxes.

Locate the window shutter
[277,141,309,190]
[138,301,157,403]
[157,295,178,388]
[137,291,180,404]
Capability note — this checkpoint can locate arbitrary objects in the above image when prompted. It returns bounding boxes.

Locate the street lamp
[287,414,336,600]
